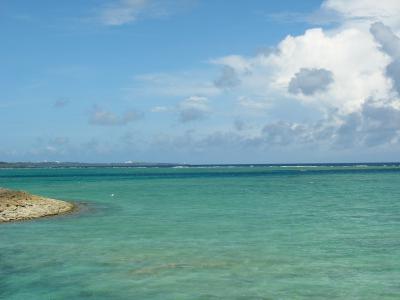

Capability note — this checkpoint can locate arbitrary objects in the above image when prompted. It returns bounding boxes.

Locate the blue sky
[1,0,400,163]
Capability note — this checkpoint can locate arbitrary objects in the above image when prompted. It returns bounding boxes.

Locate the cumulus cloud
[370,22,400,58]
[201,1,400,158]
[322,0,400,24]
[137,0,400,155]
[288,68,334,95]
[214,66,241,89]
[170,100,400,150]
[66,0,400,162]
[213,26,390,114]
[257,100,400,148]
[178,96,210,123]
[262,122,309,146]
[233,119,247,131]
[89,106,142,126]
[370,22,400,95]
[336,100,400,147]
[387,61,400,95]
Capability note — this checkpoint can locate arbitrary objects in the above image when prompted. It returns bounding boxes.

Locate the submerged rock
[0,188,74,223]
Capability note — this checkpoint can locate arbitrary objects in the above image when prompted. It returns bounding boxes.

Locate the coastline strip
[0,188,75,223]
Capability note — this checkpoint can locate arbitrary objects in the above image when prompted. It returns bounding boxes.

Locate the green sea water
[1,166,400,299]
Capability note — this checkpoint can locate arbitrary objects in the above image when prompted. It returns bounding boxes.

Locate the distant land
[0,161,180,168]
[0,161,399,168]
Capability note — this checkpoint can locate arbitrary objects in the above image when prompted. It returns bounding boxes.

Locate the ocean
[1,165,400,299]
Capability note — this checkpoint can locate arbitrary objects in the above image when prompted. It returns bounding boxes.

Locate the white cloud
[81,0,400,161]
[178,96,210,123]
[323,0,400,22]
[288,68,334,95]
[89,106,142,126]
[99,0,148,26]
[370,22,400,95]
[98,0,197,26]
[370,22,400,59]
[201,0,400,152]
[214,66,241,89]
[318,0,400,35]
[151,106,169,113]
[130,72,220,98]
[214,26,391,114]
[237,96,270,111]
[211,55,251,74]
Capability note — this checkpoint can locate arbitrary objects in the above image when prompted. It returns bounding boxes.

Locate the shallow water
[1,166,400,299]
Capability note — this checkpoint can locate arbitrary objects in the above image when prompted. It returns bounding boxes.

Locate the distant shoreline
[0,161,400,169]
[0,188,75,223]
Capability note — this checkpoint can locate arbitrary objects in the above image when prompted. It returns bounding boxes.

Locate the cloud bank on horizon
[1,0,400,163]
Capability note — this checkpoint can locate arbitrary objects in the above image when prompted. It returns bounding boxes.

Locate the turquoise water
[1,166,400,299]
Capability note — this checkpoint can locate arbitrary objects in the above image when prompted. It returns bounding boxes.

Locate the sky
[1,0,400,164]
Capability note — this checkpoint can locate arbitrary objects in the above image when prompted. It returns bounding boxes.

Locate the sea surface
[1,165,400,299]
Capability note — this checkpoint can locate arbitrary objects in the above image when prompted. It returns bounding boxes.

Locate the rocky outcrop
[0,188,74,223]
